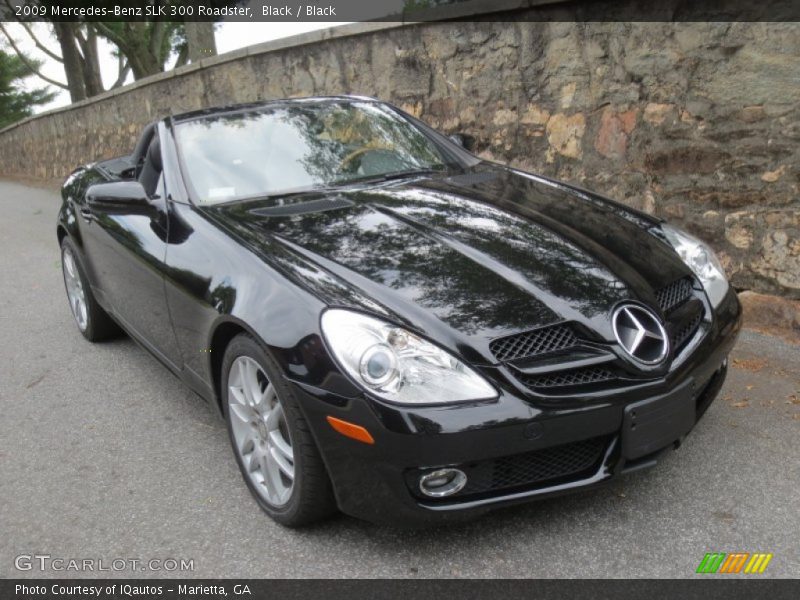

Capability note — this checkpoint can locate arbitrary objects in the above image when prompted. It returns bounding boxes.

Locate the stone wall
[1,18,798,299]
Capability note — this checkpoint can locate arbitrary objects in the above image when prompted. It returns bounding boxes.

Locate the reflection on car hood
[211,165,691,362]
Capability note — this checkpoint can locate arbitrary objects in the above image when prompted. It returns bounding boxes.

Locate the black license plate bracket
[623,380,696,461]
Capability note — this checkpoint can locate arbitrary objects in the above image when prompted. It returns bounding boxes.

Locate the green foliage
[0,48,55,129]
[91,21,184,79]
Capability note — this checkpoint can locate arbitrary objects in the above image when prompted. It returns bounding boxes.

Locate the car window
[174,101,466,204]
[154,172,165,199]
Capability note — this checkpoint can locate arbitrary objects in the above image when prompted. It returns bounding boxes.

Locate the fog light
[418,468,467,498]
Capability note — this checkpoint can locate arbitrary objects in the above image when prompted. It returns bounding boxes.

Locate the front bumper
[293,288,741,526]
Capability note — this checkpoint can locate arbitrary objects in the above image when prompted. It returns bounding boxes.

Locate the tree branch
[0,22,69,89]
[173,44,188,69]
[90,22,124,48]
[112,55,130,88]
[2,0,64,64]
[150,21,167,62]
[73,25,88,61]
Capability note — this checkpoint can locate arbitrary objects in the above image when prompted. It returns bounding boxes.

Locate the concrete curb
[738,291,800,345]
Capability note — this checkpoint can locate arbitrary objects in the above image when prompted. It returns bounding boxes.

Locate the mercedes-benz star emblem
[612,304,669,365]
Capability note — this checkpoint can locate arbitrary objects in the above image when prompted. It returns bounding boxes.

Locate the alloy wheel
[227,356,295,507]
[62,247,88,331]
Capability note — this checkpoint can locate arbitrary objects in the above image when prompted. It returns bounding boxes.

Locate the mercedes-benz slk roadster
[58,96,741,526]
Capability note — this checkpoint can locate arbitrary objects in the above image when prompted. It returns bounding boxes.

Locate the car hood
[210,165,691,364]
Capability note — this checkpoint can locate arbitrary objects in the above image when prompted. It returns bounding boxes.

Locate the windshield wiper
[377,167,447,182]
[231,169,448,203]
[336,168,447,187]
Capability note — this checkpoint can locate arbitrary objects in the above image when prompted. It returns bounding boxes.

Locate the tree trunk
[127,50,163,80]
[130,22,166,79]
[52,22,86,102]
[184,22,217,63]
[79,27,104,97]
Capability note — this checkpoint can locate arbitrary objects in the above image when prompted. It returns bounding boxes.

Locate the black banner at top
[1,0,800,22]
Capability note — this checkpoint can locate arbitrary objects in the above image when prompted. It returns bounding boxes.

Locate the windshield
[174,101,465,204]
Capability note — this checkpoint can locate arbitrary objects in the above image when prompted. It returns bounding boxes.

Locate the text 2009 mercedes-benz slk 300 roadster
[58,96,741,526]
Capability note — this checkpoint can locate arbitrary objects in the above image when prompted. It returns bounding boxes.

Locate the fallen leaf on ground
[712,511,735,523]
[787,394,800,405]
[732,400,750,408]
[25,373,46,389]
[745,385,754,390]
[732,358,767,372]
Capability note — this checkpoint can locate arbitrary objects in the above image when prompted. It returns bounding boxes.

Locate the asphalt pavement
[1,179,798,578]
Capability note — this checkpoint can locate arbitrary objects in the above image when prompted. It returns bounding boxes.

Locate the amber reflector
[326,416,375,445]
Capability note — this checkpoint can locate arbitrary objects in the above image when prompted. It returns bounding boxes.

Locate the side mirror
[448,133,476,152]
[86,181,154,216]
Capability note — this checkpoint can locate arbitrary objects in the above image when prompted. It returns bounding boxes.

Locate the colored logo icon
[696,552,773,574]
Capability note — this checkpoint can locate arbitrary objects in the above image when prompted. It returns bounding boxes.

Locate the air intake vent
[407,436,610,500]
[459,436,608,496]
[489,324,578,362]
[518,366,615,390]
[671,309,703,352]
[656,277,693,313]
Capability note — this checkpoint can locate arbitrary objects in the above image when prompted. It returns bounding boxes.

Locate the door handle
[79,206,94,221]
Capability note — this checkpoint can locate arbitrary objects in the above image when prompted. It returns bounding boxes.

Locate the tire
[221,333,337,527]
[60,237,120,342]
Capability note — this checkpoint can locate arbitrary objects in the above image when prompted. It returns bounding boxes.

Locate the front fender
[57,166,91,249]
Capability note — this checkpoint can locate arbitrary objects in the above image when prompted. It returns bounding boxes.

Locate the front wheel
[221,334,337,527]
[60,238,120,341]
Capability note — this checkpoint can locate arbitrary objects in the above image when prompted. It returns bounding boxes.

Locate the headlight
[660,223,729,307]
[320,309,497,405]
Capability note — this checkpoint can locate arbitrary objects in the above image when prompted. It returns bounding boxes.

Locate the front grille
[656,277,693,313]
[671,310,703,352]
[489,324,578,362]
[495,277,699,396]
[458,436,608,497]
[517,366,615,390]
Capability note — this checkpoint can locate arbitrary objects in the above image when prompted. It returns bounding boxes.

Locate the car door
[79,130,182,370]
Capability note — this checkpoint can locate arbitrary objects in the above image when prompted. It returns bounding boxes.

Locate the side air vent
[489,324,579,362]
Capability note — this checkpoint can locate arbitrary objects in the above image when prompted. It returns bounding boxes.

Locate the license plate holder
[623,380,696,460]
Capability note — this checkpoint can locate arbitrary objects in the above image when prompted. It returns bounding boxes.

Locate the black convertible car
[58,96,740,526]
